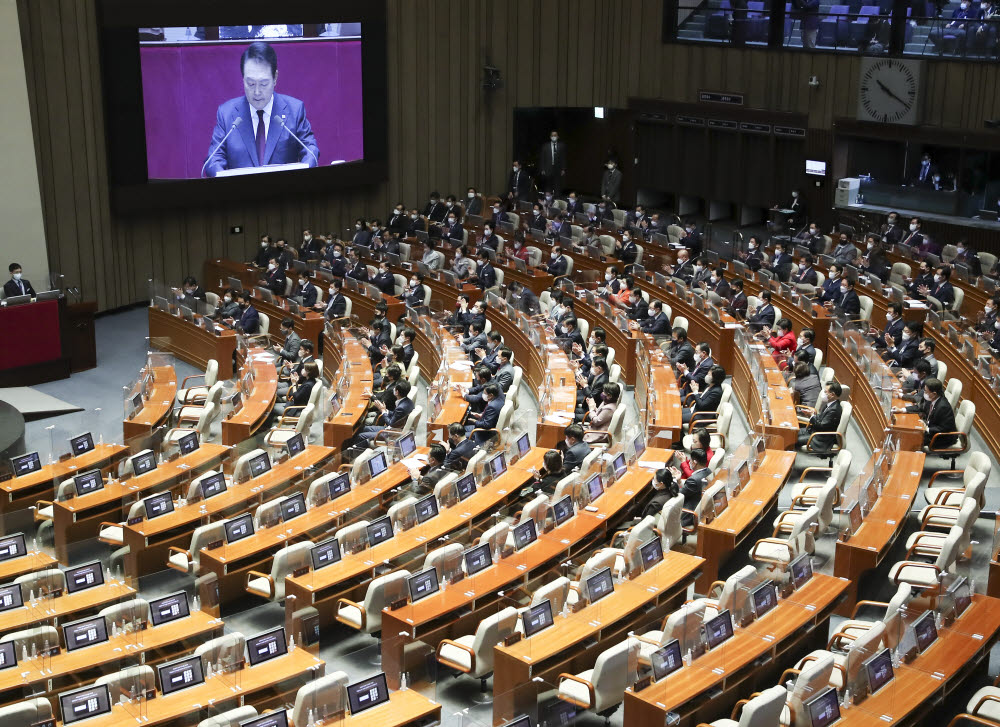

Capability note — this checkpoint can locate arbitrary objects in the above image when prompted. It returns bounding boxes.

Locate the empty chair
[817,4,849,46]
[99,599,151,630]
[264,403,318,447]
[749,506,819,570]
[233,447,268,481]
[307,471,352,507]
[708,684,787,727]
[888,525,962,591]
[436,606,518,701]
[568,549,619,608]
[923,459,988,509]
[175,382,225,428]
[967,682,1000,724]
[254,496,286,530]
[246,541,313,601]
[336,570,410,637]
[333,521,370,555]
[0,700,55,727]
[422,543,464,582]
[477,522,510,559]
[837,582,911,644]
[96,665,156,702]
[195,632,247,672]
[198,707,259,727]
[164,403,217,446]
[526,576,572,616]
[782,652,835,727]
[167,521,225,574]
[291,671,349,727]
[849,6,879,44]
[176,360,220,405]
[15,569,65,599]
[388,496,419,531]
[790,450,852,502]
[186,470,228,501]
[906,498,977,562]
[774,480,838,535]
[637,600,706,665]
[943,377,962,410]
[556,639,639,720]
[701,565,758,620]
[98,499,149,546]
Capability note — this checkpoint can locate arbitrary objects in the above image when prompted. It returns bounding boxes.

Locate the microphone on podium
[274,114,319,167]
[201,117,242,178]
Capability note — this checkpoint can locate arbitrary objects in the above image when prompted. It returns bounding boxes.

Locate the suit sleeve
[292,100,320,167]
[206,104,231,177]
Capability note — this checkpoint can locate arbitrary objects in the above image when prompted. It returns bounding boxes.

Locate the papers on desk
[905,300,929,309]
[637,460,667,469]
[544,414,573,424]
[724,323,741,329]
[450,361,473,370]
[400,456,427,469]
[251,353,277,362]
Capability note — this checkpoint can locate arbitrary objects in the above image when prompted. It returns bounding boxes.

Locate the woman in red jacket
[766,318,797,368]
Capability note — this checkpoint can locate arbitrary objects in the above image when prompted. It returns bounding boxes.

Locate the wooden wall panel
[18,0,1000,312]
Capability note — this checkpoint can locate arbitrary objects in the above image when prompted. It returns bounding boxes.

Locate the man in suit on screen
[205,42,320,177]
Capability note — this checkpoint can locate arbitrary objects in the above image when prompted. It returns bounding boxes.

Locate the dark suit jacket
[640,312,670,335]
[668,340,696,370]
[445,437,478,470]
[387,212,408,233]
[793,266,818,286]
[539,139,567,176]
[729,292,748,318]
[372,271,396,295]
[383,396,415,429]
[600,168,623,203]
[886,338,919,368]
[238,305,260,334]
[476,263,497,290]
[4,278,35,297]
[296,282,317,308]
[924,397,958,447]
[680,468,712,517]
[476,396,505,431]
[930,281,955,310]
[547,255,569,276]
[563,441,592,472]
[508,169,531,199]
[839,290,861,317]
[466,197,483,217]
[423,202,445,222]
[347,261,369,282]
[690,384,723,413]
[264,268,286,295]
[324,293,347,319]
[882,317,905,345]
[807,399,842,452]
[748,304,775,329]
[771,253,794,282]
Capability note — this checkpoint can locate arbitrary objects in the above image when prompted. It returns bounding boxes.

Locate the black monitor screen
[397,431,416,458]
[489,453,507,479]
[246,627,288,666]
[0,583,24,612]
[752,581,778,619]
[177,431,200,456]
[70,432,95,456]
[415,494,438,524]
[611,453,627,480]
[285,433,306,457]
[10,452,41,477]
[249,453,271,478]
[366,516,393,547]
[516,433,530,458]
[143,492,174,519]
[131,451,157,476]
[74,470,104,496]
[367,451,388,478]
[347,673,390,715]
[639,538,664,570]
[149,591,190,626]
[0,640,16,671]
[311,538,342,570]
[328,473,351,499]
[280,493,306,522]
[63,615,110,652]
[456,474,477,501]
[0,533,26,563]
[651,639,683,681]
[512,520,537,551]
[240,712,289,727]
[552,496,573,525]
[523,600,554,637]
[952,577,971,617]
[586,474,604,503]
[790,553,813,589]
[157,655,205,696]
[463,543,493,576]
[914,610,938,653]
[65,561,104,594]
[199,472,227,499]
[705,610,734,649]
[407,568,439,603]
[224,514,255,544]
[865,648,894,695]
[60,684,112,725]
[586,567,614,603]
[501,717,532,727]
[806,687,841,727]
[633,434,646,460]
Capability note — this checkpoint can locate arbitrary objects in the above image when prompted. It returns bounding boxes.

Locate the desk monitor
[199,472,227,499]
[0,533,26,562]
[651,639,683,681]
[488,452,507,479]
[790,553,813,590]
[143,492,174,519]
[712,488,728,515]
[610,452,627,481]
[848,501,863,533]
[806,687,841,727]
[455,473,477,501]
[751,580,778,619]
[176,431,200,456]
[346,673,390,715]
[396,431,416,459]
[501,717,532,727]
[230,391,242,412]
[2,294,28,307]
[586,567,614,604]
[516,433,531,460]
[63,615,109,652]
[157,654,205,696]
[367,450,388,479]
[586,473,604,503]
[59,684,112,725]
[704,610,734,649]
[131,451,157,476]
[328,473,351,500]
[280,492,306,522]
[248,452,271,478]
[0,640,16,670]
[73,469,104,496]
[10,451,41,477]
[65,561,104,594]
[130,392,144,417]
[864,648,894,695]
[285,432,305,457]
[552,495,574,525]
[311,538,342,571]
[224,513,255,544]
[366,516,394,547]
[415,494,438,524]
[523,599,554,637]
[463,543,493,576]
[512,520,538,551]
[240,711,289,727]
[632,433,646,462]
[0,582,23,612]
[407,568,439,603]
[149,591,190,626]
[737,461,751,491]
[69,432,95,456]
[639,537,664,571]
[246,626,287,666]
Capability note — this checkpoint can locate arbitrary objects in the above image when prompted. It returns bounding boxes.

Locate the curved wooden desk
[122,365,176,441]
[147,306,238,372]
[322,334,373,452]
[222,351,277,446]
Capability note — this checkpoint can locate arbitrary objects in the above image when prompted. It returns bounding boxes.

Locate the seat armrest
[919,504,961,530]
[98,521,126,543]
[798,466,832,482]
[166,547,191,572]
[556,673,595,708]
[180,374,206,389]
[926,469,963,487]
[805,431,844,452]
[891,561,943,587]
[33,500,54,522]
[927,431,968,451]
[335,597,367,630]
[435,639,477,674]
[906,532,945,559]
[850,599,889,619]
[246,570,275,597]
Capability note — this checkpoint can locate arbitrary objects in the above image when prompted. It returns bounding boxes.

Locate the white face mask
[394,209,403,215]
[268,263,276,271]
[468,192,475,199]
[12,273,21,281]
[329,288,336,296]
[902,332,912,341]
[410,280,418,288]
[551,252,558,260]
[224,296,232,303]
[550,136,558,142]
[934,274,943,283]
[798,338,806,347]
[909,224,917,232]
[512,166,519,173]
[809,228,817,235]
[648,308,656,317]
[867,243,874,250]
[410,214,418,221]
[710,276,718,284]
[448,217,456,224]
[693,264,702,272]
[886,313,894,321]
[606,163,615,170]
[430,200,438,206]
[261,242,268,248]
[493,206,500,213]
[622,236,630,243]
[792,191,799,198]
[748,244,757,251]
[298,279,306,287]
[605,273,614,282]
[355,224,362,230]
[923,392,933,401]
[840,285,849,294]
[332,250,341,258]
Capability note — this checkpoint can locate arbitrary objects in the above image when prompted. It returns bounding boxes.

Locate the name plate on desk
[206,539,223,550]
[633,676,653,692]
[292,566,310,578]
[503,632,523,647]
[389,598,408,611]
[32,720,56,727]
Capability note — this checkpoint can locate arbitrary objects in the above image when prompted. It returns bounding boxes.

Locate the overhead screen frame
[97,0,389,214]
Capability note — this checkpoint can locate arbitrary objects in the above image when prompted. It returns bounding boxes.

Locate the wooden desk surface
[122,366,176,441]
[0,609,223,698]
[0,548,58,582]
[147,306,238,375]
[331,687,441,727]
[1,443,128,506]
[647,347,684,448]
[0,579,136,636]
[53,647,325,727]
[222,352,278,446]
[322,335,372,451]
[429,336,474,440]
[249,291,326,352]
[536,342,578,449]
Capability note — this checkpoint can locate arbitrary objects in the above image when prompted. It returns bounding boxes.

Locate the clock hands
[875,79,908,108]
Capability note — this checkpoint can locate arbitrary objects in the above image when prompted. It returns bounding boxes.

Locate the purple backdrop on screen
[140,40,364,179]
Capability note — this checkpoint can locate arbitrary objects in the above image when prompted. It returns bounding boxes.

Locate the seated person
[260,257,286,295]
[346,250,370,282]
[792,255,819,287]
[273,318,301,364]
[665,327,696,370]
[493,347,516,392]
[689,258,711,288]
[669,449,711,525]
[179,276,206,304]
[556,316,586,351]
[398,328,416,369]
[977,296,1000,334]
[277,340,315,397]
[473,251,497,291]
[404,273,428,309]
[576,356,609,412]
[358,380,414,444]
[274,361,318,417]
[407,209,427,237]
[746,290,776,333]
[893,378,957,447]
[673,249,694,282]
[370,262,396,296]
[826,276,860,318]
[373,348,404,391]
[467,383,504,444]
[461,321,487,358]
[561,424,592,472]
[830,232,858,267]
[418,444,450,487]
[530,450,567,498]
[461,366,493,415]
[546,245,570,276]
[507,236,530,262]
[767,240,794,282]
[291,273,317,308]
[860,236,890,283]
[873,302,904,347]
[899,358,933,399]
[637,300,670,335]
[215,288,241,319]
[707,267,732,300]
[615,230,638,266]
[953,240,982,276]
[636,468,679,520]
[798,382,843,452]
[790,361,822,410]
[914,337,940,378]
[677,342,714,397]
[423,239,446,270]
[763,318,797,367]
[444,422,478,471]
[738,236,764,272]
[477,331,504,372]
[478,223,500,253]
[682,364,725,424]
[583,383,621,443]
[230,290,260,334]
[884,322,921,369]
[796,223,825,256]
[321,241,347,277]
[906,260,934,298]
[679,429,713,478]
[816,264,844,305]
[918,265,955,310]
[449,294,476,331]
[728,278,748,319]
[441,214,463,246]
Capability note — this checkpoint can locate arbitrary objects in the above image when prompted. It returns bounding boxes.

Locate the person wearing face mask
[930,1,978,51]
[443,422,479,471]
[504,235,529,263]
[977,296,1000,334]
[561,424,592,472]
[215,288,241,319]
[289,273,316,307]
[953,240,982,276]
[461,321,488,360]
[300,229,323,260]
[739,236,764,272]
[792,254,819,289]
[906,260,934,299]
[405,208,426,237]
[564,191,583,217]
[319,280,347,319]
[765,318,797,367]
[422,192,445,222]
[681,220,703,256]
[446,245,472,281]
[349,219,370,248]
[575,357,609,413]
[796,223,826,257]
[670,449,712,525]
[423,239,446,270]
[444,195,461,222]
[627,205,647,228]
[826,276,861,317]
[259,256,286,295]
[252,234,274,268]
[320,242,344,278]
[676,342,713,396]
[367,261,392,296]
[600,159,622,204]
[690,258,712,288]
[918,266,955,310]
[356,380,414,445]
[880,212,904,245]
[873,302,905,349]
[545,216,567,242]
[178,276,206,305]
[231,290,260,334]
[582,383,621,443]
[728,278,748,319]
[277,339,315,397]
[272,317,301,364]
[599,266,622,296]
[538,130,567,196]
[546,246,569,277]
[913,154,937,186]
[884,322,921,368]
[798,382,843,452]
[815,264,843,304]
[467,383,505,444]
[747,290,776,333]
[764,242,792,283]
[638,300,671,336]
[665,327,697,370]
[404,273,428,309]
[900,217,924,249]
[972,1,998,49]
[859,235,890,283]
[507,160,531,201]
[527,203,546,232]
[707,266,732,300]
[615,230,638,266]
[387,204,407,233]
[899,358,933,400]
[831,232,858,267]
[345,250,369,283]
[673,250,694,282]
[681,364,725,425]
[473,251,497,292]
[896,378,957,447]
[474,331,505,372]
[465,188,483,217]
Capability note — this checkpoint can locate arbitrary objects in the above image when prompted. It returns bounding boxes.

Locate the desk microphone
[201,117,242,178]
[274,114,319,167]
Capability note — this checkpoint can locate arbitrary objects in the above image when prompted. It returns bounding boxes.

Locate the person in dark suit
[444,422,479,471]
[625,289,649,322]
[830,233,858,268]
[346,251,369,283]
[273,361,318,417]
[277,340,315,397]
[461,321,488,359]
[636,468,680,521]
[707,268,732,301]
[792,255,819,287]
[576,357,609,413]
[465,188,483,217]
[260,257,286,295]
[561,424,592,472]
[670,449,711,525]
[899,218,924,249]
[906,260,934,299]
[253,235,274,268]
[474,251,497,291]
[681,221,703,256]
[507,161,531,201]
[546,246,570,277]
[666,327,696,370]
[292,273,317,307]
[358,380,415,444]
[768,241,794,282]
[530,450,567,498]
[919,266,956,310]
[350,219,372,248]
[816,264,844,305]
[639,300,670,335]
[747,290,776,332]
[874,302,905,349]
[728,279,748,319]
[558,317,587,353]
[404,273,427,309]
[682,365,725,424]
[468,384,505,444]
[739,236,765,272]
[461,366,493,415]
[880,212,904,246]
[564,191,583,218]
[487,203,506,230]
[179,276,206,305]
[231,290,260,334]
[422,192,445,223]
[859,236,890,283]
[796,224,826,257]
[215,288,241,319]
[672,250,694,283]
[977,297,999,334]
[677,342,713,395]
[538,131,568,195]
[387,204,408,234]
[318,280,346,319]
[321,242,346,278]
[953,241,982,277]
[896,378,957,447]
[600,160,623,204]
[273,318,301,363]
[884,322,921,368]
[370,262,395,296]
[798,382,843,453]
[828,277,861,318]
